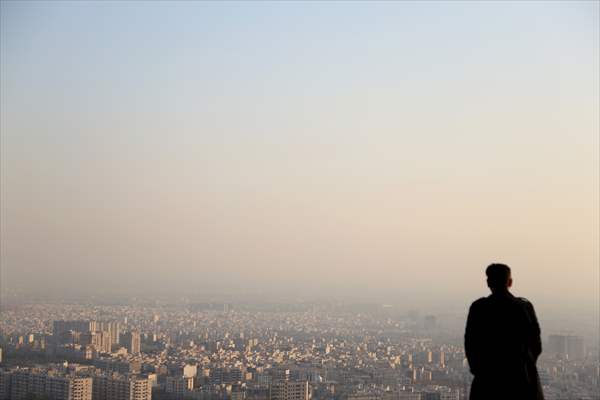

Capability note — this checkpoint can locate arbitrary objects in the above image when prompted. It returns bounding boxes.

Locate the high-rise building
[100,331,112,354]
[92,374,152,400]
[80,331,111,354]
[6,370,92,400]
[46,376,93,400]
[0,370,10,400]
[432,350,445,367]
[97,321,120,346]
[8,371,29,400]
[269,380,309,400]
[123,331,142,355]
[111,321,120,345]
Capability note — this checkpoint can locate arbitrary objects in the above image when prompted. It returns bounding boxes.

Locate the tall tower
[123,331,141,355]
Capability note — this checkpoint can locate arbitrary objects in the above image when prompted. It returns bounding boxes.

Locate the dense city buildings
[0,302,598,400]
[0,367,93,400]
[270,380,309,400]
[0,365,152,400]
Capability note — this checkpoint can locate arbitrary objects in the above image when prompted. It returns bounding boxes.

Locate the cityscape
[0,300,598,400]
[1,1,598,400]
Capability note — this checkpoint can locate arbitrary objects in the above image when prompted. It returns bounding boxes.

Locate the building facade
[93,374,152,400]
[269,380,309,400]
[4,369,92,400]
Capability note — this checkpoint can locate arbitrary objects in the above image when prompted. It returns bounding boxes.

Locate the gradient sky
[1,1,598,314]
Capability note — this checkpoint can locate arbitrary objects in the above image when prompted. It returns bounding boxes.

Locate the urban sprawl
[0,303,598,400]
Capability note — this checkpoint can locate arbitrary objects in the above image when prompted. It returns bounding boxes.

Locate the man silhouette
[465,263,544,400]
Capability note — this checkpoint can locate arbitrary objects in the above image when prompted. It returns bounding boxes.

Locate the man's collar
[490,290,513,298]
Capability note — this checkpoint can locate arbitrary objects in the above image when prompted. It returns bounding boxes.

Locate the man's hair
[486,263,511,289]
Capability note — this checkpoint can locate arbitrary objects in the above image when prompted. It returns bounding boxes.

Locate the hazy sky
[1,1,598,313]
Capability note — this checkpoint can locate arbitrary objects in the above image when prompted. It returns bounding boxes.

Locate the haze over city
[1,1,598,319]
[1,2,600,400]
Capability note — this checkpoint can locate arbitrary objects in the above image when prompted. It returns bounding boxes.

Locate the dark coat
[465,291,544,400]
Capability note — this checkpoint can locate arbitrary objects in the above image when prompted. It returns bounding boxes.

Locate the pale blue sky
[1,1,598,315]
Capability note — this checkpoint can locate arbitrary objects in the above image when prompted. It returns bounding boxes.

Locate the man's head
[486,263,512,292]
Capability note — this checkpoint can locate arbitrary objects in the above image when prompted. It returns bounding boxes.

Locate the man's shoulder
[512,296,533,306]
[469,297,488,309]
[515,296,536,311]
[515,296,532,302]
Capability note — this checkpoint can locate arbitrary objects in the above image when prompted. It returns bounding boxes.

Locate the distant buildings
[98,321,120,346]
[80,331,112,354]
[3,304,598,400]
[54,320,95,336]
[548,334,585,360]
[52,320,121,354]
